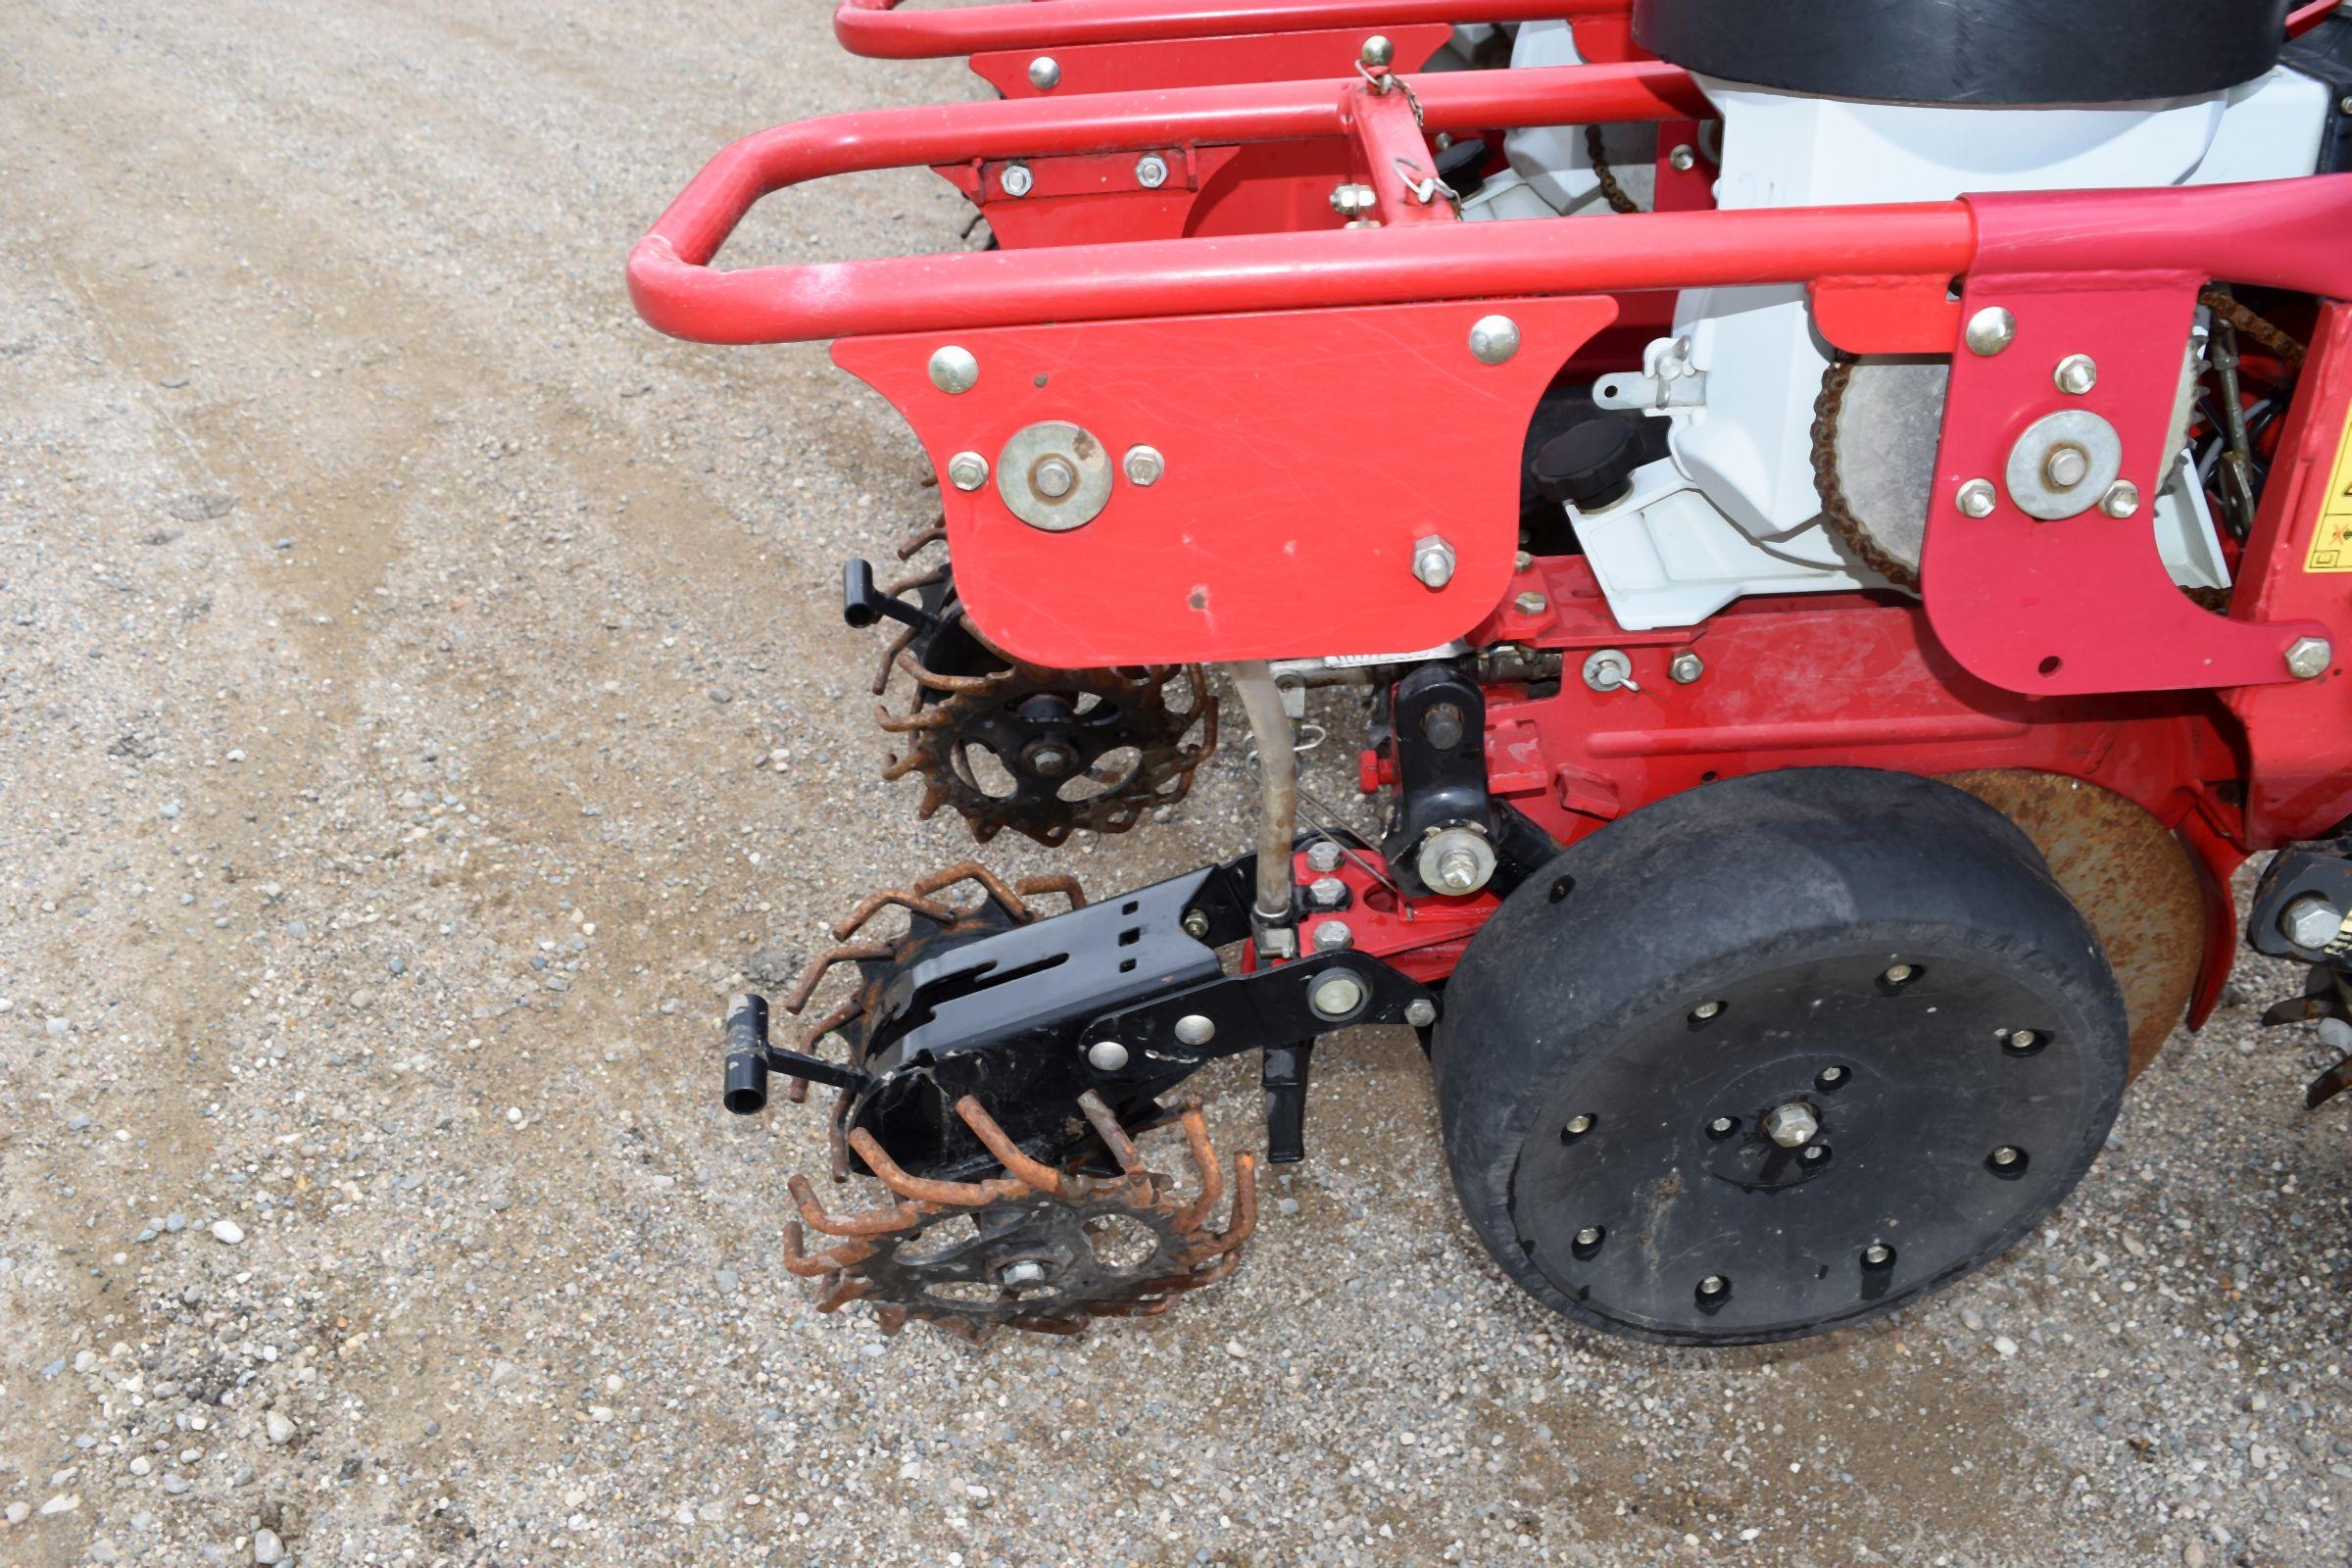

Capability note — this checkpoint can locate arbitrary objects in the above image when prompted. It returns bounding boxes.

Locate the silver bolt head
[1173,1013,1217,1047]
[1668,650,1704,685]
[1955,478,1998,519]
[2042,442,2090,490]
[1031,456,1077,501]
[1403,998,1438,1028]
[2286,635,2332,680]
[2099,479,2140,519]
[1884,963,1914,984]
[2281,893,2345,950]
[1181,909,1212,939]
[1862,1244,1892,1265]
[1026,56,1061,91]
[1412,533,1456,589]
[1698,1275,1727,1296]
[1431,847,1483,894]
[945,452,990,492]
[1801,1145,1827,1161]
[1565,1113,1594,1136]
[1000,162,1034,198]
[1305,840,1345,874]
[1121,444,1164,486]
[1582,648,1632,693]
[1819,1065,1847,1084]
[1328,181,1376,219]
[1309,969,1365,1018]
[1086,1039,1130,1072]
[1575,1226,1602,1247]
[1310,918,1353,954]
[1667,143,1696,172]
[1709,1115,1736,1134]
[2053,353,2099,395]
[1308,875,1348,908]
[1468,314,1521,366]
[1514,591,1548,615]
[1691,1000,1723,1020]
[1991,1145,2021,1166]
[1359,32,1395,68]
[1762,1102,1819,1149]
[1134,153,1169,189]
[1964,306,2017,357]
[927,345,979,395]
[998,1258,1048,1286]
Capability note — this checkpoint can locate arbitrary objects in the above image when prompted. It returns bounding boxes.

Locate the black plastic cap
[1533,417,1642,512]
[1633,0,2288,106]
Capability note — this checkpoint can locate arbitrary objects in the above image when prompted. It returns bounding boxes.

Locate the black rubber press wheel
[1432,768,2129,1346]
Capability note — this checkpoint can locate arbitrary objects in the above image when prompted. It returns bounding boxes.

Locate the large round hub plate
[996,419,1113,532]
[1511,949,2095,1341]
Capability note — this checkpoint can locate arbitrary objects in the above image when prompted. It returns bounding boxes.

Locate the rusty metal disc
[1941,770,2205,1080]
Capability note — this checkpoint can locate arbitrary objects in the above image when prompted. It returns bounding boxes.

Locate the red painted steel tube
[837,0,1627,59]
[2286,0,2341,38]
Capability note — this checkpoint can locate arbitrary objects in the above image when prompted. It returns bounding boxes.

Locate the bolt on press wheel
[1433,768,2130,1346]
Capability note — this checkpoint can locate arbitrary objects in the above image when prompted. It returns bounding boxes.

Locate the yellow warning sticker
[2307,406,2352,572]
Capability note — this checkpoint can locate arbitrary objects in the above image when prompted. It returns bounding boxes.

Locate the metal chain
[1583,124,1643,216]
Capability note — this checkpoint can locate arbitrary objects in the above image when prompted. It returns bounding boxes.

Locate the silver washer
[996,421,1114,531]
[2003,409,2123,521]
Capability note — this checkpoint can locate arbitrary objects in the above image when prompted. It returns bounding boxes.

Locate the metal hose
[1227,661,1298,951]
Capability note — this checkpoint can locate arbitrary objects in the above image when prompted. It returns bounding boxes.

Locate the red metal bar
[837,0,1626,59]
[2286,0,2342,38]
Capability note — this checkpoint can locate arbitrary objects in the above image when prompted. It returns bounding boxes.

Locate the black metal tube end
[723,993,770,1115]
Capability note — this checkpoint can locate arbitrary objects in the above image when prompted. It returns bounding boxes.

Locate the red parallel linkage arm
[835,0,1627,58]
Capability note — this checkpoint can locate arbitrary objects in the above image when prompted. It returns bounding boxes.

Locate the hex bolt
[1955,478,1998,518]
[927,345,979,395]
[998,1259,1048,1287]
[1563,1113,1595,1138]
[1308,875,1348,908]
[1763,1102,1819,1149]
[1305,840,1345,874]
[2041,442,2090,490]
[2099,479,2140,519]
[1032,456,1077,501]
[1668,650,1704,685]
[1174,1013,1217,1047]
[1884,963,1915,985]
[1575,1225,1603,1248]
[1412,534,1457,590]
[1862,1243,1893,1267]
[1026,56,1061,91]
[1430,846,1484,895]
[1134,153,1169,189]
[1328,182,1377,219]
[1403,998,1438,1028]
[1001,162,1034,198]
[1690,1000,1723,1021]
[1468,315,1521,366]
[1668,143,1696,172]
[1181,908,1212,940]
[1514,590,1549,615]
[1311,918,1353,953]
[2286,635,2333,680]
[1359,33,1395,68]
[2281,893,2346,951]
[1965,306,2017,357]
[946,452,990,492]
[2053,353,2099,395]
[1121,445,1164,486]
[1990,1145,2022,1167]
[1087,1039,1130,1072]
[1309,969,1365,1018]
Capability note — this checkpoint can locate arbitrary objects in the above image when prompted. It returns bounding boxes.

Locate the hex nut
[1121,444,1165,486]
[1311,918,1353,953]
[2286,635,2332,680]
[1955,478,1998,518]
[1305,840,1345,874]
[1668,143,1696,172]
[1000,162,1034,198]
[1514,591,1548,615]
[1412,534,1456,590]
[945,452,990,492]
[2053,353,2099,395]
[1403,998,1438,1028]
[1668,650,1704,685]
[2281,893,2345,951]
[1308,875,1348,909]
[2099,479,2139,519]
[1134,153,1169,189]
[1763,1102,1820,1149]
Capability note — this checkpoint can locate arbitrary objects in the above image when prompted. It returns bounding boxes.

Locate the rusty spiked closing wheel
[1432,768,2130,1345]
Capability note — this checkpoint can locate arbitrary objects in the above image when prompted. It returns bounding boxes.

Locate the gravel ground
[3,5,2352,1566]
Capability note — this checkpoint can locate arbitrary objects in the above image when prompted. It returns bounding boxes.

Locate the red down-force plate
[833,296,1618,668]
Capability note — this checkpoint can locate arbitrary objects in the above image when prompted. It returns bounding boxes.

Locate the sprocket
[784,1091,1257,1344]
[865,525,1216,847]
